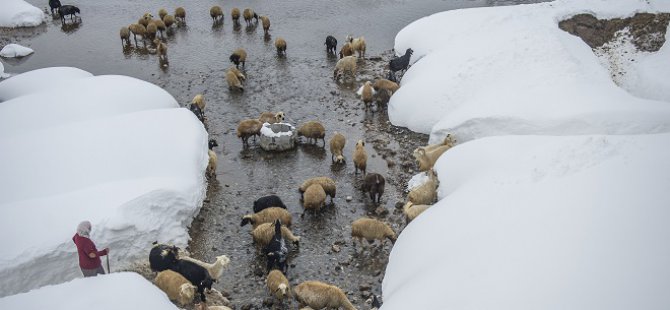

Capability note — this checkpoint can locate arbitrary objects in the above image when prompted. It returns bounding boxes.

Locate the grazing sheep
[231,8,240,23]
[168,259,215,302]
[408,169,438,205]
[152,19,167,37]
[275,37,287,55]
[207,139,218,178]
[179,255,231,280]
[58,5,80,23]
[299,177,336,202]
[149,242,180,272]
[252,222,301,247]
[362,173,385,204]
[353,139,367,175]
[267,269,290,302]
[241,207,292,229]
[260,15,270,34]
[146,22,157,40]
[325,35,337,54]
[356,81,376,111]
[297,121,326,146]
[388,48,414,81]
[258,111,284,124]
[228,67,246,80]
[120,26,130,45]
[413,136,456,172]
[49,0,61,15]
[175,7,186,23]
[329,133,346,164]
[163,14,176,28]
[294,281,357,310]
[253,195,288,213]
[339,42,353,59]
[243,8,258,25]
[349,36,366,58]
[226,68,245,92]
[414,134,457,157]
[158,8,168,20]
[236,119,262,146]
[128,23,147,45]
[402,201,431,223]
[333,56,357,82]
[154,38,168,63]
[264,219,289,273]
[210,6,223,22]
[229,48,247,68]
[138,13,153,27]
[302,184,326,216]
[373,78,400,99]
[155,270,197,306]
[351,217,396,245]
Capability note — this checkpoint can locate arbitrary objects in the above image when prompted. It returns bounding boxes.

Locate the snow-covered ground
[0,43,34,58]
[0,0,44,28]
[0,272,180,309]
[0,67,209,297]
[383,0,670,309]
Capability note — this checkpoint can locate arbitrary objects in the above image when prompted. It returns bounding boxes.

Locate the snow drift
[0,0,45,28]
[0,67,209,297]
[0,43,34,58]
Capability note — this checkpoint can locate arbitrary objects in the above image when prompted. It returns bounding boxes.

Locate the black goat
[49,0,62,15]
[58,5,80,23]
[324,35,337,54]
[388,48,413,81]
[363,173,385,204]
[264,219,288,274]
[189,104,204,123]
[253,195,287,213]
[168,259,215,302]
[149,242,179,272]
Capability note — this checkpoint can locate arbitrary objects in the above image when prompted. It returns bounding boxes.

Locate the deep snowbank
[0,272,180,309]
[0,67,92,101]
[389,0,670,143]
[0,68,208,297]
[0,0,45,28]
[383,133,670,310]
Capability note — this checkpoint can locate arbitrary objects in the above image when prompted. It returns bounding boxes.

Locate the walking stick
[106,254,111,274]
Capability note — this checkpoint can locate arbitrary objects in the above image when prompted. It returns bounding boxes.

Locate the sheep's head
[276,283,288,298]
[240,215,254,226]
[355,140,365,149]
[406,48,414,56]
[335,155,345,164]
[201,277,214,290]
[215,255,231,270]
[444,133,457,147]
[229,54,240,64]
[179,283,196,304]
[208,139,218,149]
[143,13,153,20]
[275,112,285,123]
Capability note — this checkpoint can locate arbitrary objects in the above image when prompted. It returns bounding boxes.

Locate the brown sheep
[192,94,205,111]
[260,15,270,34]
[154,270,197,306]
[146,22,157,40]
[241,207,293,229]
[362,173,385,204]
[243,8,258,25]
[153,38,168,63]
[333,56,357,82]
[297,121,326,146]
[231,8,240,23]
[298,176,336,202]
[414,134,457,156]
[413,134,457,171]
[175,7,186,23]
[258,111,284,124]
[210,6,223,22]
[351,217,396,245]
[229,48,247,68]
[402,201,431,223]
[275,37,287,55]
[139,13,153,27]
[120,26,130,45]
[358,81,375,111]
[226,68,244,92]
[408,169,438,205]
[158,9,168,20]
[252,222,300,247]
[329,133,346,164]
[294,281,356,310]
[302,184,326,217]
[236,119,262,146]
[228,67,246,81]
[152,19,166,37]
[373,79,400,94]
[163,14,176,28]
[339,42,353,59]
[353,139,367,175]
[128,23,147,45]
[267,269,291,303]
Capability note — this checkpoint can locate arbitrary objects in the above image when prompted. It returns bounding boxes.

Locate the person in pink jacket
[72,221,109,277]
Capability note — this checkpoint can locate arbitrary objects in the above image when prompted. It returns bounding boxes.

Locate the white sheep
[179,255,231,280]
[402,201,431,223]
[351,217,396,246]
[267,269,291,303]
[294,281,357,310]
[333,55,357,82]
[241,207,293,228]
[154,269,197,306]
[408,169,438,205]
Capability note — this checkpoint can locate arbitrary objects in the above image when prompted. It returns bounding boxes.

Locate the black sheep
[48,0,62,15]
[363,173,385,204]
[388,48,414,81]
[58,5,80,23]
[324,35,337,54]
[168,259,215,302]
[253,195,287,213]
[371,295,382,309]
[264,219,288,274]
[208,139,218,150]
[149,242,179,272]
[189,104,204,123]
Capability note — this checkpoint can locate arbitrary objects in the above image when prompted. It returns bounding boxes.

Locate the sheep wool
[357,81,376,110]
[252,222,300,246]
[334,55,357,82]
[158,8,168,20]
[414,144,452,172]
[231,8,240,22]
[146,23,157,40]
[236,119,262,145]
[155,270,197,306]
[175,7,186,22]
[192,94,205,111]
[260,15,270,34]
[163,14,176,28]
[373,79,400,94]
[329,133,346,163]
[403,201,431,223]
[243,8,257,25]
[297,121,326,146]
[179,255,231,280]
[258,111,284,124]
[302,183,326,215]
[294,281,357,310]
[152,19,166,34]
[229,48,247,68]
[350,36,366,58]
[353,139,367,175]
[339,43,353,59]
[226,68,245,92]
[128,23,146,42]
[299,176,336,201]
[241,207,293,229]
[210,6,223,21]
[266,269,290,301]
[408,169,438,205]
[351,217,396,244]
[275,37,287,55]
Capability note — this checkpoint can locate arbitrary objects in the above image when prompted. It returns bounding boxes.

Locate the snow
[0,43,34,58]
[0,0,45,28]
[0,62,9,79]
[0,67,208,297]
[260,122,296,137]
[388,0,670,144]
[0,272,180,309]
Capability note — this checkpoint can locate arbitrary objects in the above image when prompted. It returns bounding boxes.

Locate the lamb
[231,8,240,23]
[236,119,262,146]
[388,48,413,81]
[49,0,61,15]
[158,8,168,20]
[229,48,247,68]
[149,242,180,272]
[349,36,366,58]
[267,269,291,303]
[168,259,215,302]
[362,173,385,204]
[258,111,284,124]
[243,8,258,25]
[324,35,337,54]
[252,222,301,247]
[329,133,346,163]
[302,184,326,216]
[138,13,153,27]
[58,5,80,23]
[154,270,197,306]
[241,207,292,229]
[207,139,218,178]
[175,7,186,23]
[351,217,396,245]
[260,16,271,34]
[353,139,367,175]
[356,81,376,111]
[294,281,357,310]
[146,22,157,40]
[275,37,287,55]
[334,56,357,82]
[210,6,223,22]
[339,42,353,59]
[264,219,289,273]
[253,195,288,213]
[297,121,326,146]
[179,255,231,280]
[154,38,168,63]
[402,201,431,223]
[408,169,438,205]
[128,23,147,46]
[120,26,130,46]
[163,15,176,28]
[226,68,245,92]
[299,176,336,202]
